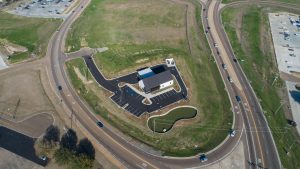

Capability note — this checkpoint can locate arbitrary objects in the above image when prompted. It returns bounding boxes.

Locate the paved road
[44,0,300,168]
[204,0,300,168]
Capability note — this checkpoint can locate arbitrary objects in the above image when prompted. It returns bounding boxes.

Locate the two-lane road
[44,0,272,168]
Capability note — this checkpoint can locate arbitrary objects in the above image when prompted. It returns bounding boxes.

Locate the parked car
[40,155,47,161]
[199,154,208,162]
[287,119,297,127]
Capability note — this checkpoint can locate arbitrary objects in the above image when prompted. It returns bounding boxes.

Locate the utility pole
[70,108,74,129]
[13,98,20,119]
[287,140,296,155]
[271,75,279,86]
[154,119,156,133]
[274,100,286,115]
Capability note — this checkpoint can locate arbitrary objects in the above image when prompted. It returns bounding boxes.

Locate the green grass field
[0,11,61,63]
[222,6,300,169]
[148,107,197,133]
[66,0,232,156]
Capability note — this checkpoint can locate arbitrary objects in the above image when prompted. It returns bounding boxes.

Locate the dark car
[287,119,297,127]
[96,121,104,128]
[57,85,62,91]
[236,96,241,103]
[233,58,237,62]
[199,154,208,162]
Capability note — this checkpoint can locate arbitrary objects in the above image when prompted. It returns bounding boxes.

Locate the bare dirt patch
[0,38,27,56]
[74,67,93,84]
[0,67,54,120]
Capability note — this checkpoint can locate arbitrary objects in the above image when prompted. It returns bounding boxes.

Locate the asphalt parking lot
[0,126,47,167]
[83,55,187,117]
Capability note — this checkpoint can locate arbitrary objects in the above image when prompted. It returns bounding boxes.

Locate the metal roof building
[138,70,173,93]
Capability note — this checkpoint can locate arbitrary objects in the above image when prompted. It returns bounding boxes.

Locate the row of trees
[42,125,95,169]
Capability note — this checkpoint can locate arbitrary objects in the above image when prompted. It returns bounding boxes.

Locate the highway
[44,0,300,168]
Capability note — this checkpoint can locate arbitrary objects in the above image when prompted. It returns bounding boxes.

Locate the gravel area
[269,12,300,135]
[9,0,76,18]
[269,12,300,74]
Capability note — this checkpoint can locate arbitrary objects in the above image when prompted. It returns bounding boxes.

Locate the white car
[230,129,236,137]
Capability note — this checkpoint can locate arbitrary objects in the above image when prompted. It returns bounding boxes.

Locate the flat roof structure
[137,68,155,79]
[139,70,173,93]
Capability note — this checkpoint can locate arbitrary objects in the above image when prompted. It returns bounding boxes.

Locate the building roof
[137,68,155,79]
[141,70,173,92]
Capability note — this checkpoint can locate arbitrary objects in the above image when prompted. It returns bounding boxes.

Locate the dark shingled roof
[142,70,173,92]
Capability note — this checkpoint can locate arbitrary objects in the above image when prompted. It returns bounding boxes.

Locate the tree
[43,125,60,146]
[72,154,94,169]
[60,129,78,151]
[76,138,95,159]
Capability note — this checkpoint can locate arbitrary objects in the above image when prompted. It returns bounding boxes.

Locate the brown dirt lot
[0,113,54,138]
[0,66,54,120]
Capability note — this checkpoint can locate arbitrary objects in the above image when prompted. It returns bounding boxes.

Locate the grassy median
[222,6,300,168]
[66,0,232,156]
[0,11,61,63]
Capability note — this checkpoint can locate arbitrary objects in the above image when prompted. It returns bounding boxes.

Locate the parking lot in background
[269,13,300,74]
[269,12,300,135]
[9,0,76,18]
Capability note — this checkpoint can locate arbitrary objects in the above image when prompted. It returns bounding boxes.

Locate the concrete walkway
[126,84,174,100]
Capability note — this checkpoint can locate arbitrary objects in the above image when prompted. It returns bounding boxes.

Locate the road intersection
[44,0,300,168]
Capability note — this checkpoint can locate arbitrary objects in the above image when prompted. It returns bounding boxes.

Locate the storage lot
[269,13,300,74]
[9,0,76,18]
[269,13,300,135]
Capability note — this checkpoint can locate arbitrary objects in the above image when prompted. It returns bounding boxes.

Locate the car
[233,58,237,62]
[213,43,218,47]
[57,85,62,91]
[199,154,208,162]
[287,119,297,127]
[40,155,47,161]
[222,63,227,69]
[207,26,211,30]
[236,96,241,103]
[228,76,233,83]
[229,129,236,137]
[96,121,104,128]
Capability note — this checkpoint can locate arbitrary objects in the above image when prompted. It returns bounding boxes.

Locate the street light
[274,100,287,115]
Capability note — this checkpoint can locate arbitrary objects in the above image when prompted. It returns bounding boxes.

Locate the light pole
[271,74,279,86]
[274,100,287,115]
